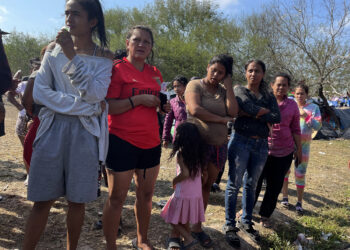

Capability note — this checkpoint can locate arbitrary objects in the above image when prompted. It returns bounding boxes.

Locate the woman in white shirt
[22,0,113,249]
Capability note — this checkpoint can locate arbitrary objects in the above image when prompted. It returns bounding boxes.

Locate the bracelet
[128,97,134,109]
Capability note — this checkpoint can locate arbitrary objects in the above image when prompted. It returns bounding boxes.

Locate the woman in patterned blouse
[162,75,188,148]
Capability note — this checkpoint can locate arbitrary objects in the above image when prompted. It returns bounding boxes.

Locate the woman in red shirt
[103,25,167,250]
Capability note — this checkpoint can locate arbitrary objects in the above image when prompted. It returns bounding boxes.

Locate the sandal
[260,217,271,228]
[236,209,243,220]
[295,202,304,215]
[132,238,154,250]
[281,197,289,208]
[191,231,213,248]
[181,239,198,250]
[132,238,142,250]
[167,237,182,250]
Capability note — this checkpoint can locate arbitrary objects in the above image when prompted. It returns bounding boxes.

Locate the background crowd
[0,0,331,250]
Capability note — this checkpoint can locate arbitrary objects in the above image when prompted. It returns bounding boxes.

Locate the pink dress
[161,163,205,224]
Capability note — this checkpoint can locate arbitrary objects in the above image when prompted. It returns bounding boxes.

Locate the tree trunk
[318,84,341,130]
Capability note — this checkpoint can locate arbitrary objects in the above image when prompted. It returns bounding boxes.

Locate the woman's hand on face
[223,74,233,89]
[55,29,76,60]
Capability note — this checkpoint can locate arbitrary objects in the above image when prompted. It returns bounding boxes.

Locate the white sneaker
[24,175,29,186]
[281,197,289,207]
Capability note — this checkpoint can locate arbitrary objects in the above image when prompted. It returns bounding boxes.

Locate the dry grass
[0,102,349,250]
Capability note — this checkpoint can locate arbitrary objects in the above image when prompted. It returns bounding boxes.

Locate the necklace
[74,43,97,56]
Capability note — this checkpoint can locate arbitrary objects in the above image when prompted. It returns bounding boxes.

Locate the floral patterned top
[162,95,187,142]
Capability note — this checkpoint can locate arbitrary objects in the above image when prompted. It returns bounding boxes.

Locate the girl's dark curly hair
[169,122,207,178]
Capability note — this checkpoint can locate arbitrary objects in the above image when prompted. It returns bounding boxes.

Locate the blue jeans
[225,133,268,226]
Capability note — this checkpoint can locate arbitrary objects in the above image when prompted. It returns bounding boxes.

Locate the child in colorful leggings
[282,83,322,213]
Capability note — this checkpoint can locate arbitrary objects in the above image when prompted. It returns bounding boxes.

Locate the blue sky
[0,0,268,37]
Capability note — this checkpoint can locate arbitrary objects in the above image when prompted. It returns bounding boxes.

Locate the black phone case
[159,92,167,112]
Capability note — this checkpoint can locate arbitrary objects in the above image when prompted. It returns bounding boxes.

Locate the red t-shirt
[106,57,162,149]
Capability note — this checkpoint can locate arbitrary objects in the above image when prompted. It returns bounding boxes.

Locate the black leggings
[254,153,293,218]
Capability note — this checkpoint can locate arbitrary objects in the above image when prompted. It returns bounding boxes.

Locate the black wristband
[128,97,134,109]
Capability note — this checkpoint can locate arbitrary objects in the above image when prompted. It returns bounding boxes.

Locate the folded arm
[33,51,100,116]
[63,55,112,103]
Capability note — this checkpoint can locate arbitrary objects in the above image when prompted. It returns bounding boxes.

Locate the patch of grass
[261,230,295,250]
[1,106,350,250]
[260,205,350,250]
[258,140,350,250]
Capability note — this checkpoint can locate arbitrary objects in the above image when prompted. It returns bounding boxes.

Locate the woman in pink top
[253,73,301,227]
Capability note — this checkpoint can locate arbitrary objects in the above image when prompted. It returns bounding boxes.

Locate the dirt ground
[0,101,349,250]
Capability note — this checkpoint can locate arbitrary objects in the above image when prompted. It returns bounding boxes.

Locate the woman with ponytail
[185,54,238,248]
[224,60,280,247]
[23,0,113,249]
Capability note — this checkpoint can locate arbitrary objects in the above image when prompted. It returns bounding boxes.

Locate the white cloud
[217,0,240,8]
[0,6,8,14]
[345,16,350,28]
[197,0,240,10]
[48,17,61,25]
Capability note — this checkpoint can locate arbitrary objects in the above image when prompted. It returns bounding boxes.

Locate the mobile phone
[159,92,168,112]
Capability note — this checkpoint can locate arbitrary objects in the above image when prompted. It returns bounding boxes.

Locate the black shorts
[106,134,161,172]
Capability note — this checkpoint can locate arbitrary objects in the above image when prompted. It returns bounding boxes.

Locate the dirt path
[0,101,349,250]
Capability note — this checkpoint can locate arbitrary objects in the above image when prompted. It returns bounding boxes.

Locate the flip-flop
[260,217,271,228]
[132,238,142,250]
[181,239,198,250]
[191,231,213,248]
[132,238,155,250]
[236,210,243,220]
[167,237,182,250]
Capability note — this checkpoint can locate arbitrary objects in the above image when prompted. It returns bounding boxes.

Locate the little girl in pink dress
[161,122,207,249]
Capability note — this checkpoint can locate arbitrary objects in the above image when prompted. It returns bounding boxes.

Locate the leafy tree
[3,31,51,76]
[104,0,243,81]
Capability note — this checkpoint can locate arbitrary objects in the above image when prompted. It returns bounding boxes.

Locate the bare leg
[297,187,304,204]
[170,228,180,238]
[282,179,288,198]
[192,162,219,232]
[103,169,134,250]
[23,200,55,250]
[23,156,30,174]
[66,201,85,250]
[134,165,160,250]
[18,135,25,147]
[171,223,194,245]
